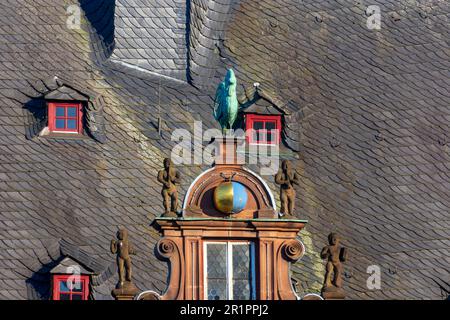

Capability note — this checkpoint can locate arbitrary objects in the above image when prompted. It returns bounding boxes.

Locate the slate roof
[113,0,188,81]
[50,257,94,275]
[0,0,449,300]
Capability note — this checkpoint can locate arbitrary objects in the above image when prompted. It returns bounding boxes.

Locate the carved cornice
[153,218,307,236]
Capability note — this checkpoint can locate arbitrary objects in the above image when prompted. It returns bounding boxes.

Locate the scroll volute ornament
[153,238,185,300]
[158,238,175,257]
[283,239,305,262]
[276,239,305,300]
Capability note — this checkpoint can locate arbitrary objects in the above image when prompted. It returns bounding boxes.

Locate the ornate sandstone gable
[140,137,308,300]
[183,141,277,219]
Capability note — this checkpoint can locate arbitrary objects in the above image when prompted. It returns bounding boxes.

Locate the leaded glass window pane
[206,243,227,300]
[232,244,251,279]
[207,243,227,278]
[207,279,227,300]
[232,244,251,300]
[205,242,254,300]
[232,280,251,300]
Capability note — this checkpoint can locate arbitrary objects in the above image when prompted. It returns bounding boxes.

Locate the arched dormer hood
[183,137,277,219]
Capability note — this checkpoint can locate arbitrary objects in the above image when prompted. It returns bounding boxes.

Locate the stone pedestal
[112,281,139,300]
[162,211,178,218]
[321,286,345,300]
[214,136,245,166]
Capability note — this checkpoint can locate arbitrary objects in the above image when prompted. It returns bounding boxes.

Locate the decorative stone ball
[213,181,248,214]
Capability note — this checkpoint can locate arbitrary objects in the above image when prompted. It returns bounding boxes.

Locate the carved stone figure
[213,69,238,133]
[111,228,135,289]
[321,232,348,299]
[274,160,299,217]
[157,158,181,217]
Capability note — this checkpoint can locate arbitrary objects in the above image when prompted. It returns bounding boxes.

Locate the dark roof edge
[59,239,115,286]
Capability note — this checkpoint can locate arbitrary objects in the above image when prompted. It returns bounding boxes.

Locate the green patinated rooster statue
[213,69,238,133]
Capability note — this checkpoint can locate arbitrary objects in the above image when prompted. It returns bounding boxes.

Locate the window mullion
[227,243,233,300]
[203,242,208,300]
[251,243,256,300]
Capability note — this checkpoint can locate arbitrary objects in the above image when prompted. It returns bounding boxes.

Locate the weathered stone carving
[321,232,347,299]
[157,158,181,217]
[110,228,138,299]
[275,160,299,217]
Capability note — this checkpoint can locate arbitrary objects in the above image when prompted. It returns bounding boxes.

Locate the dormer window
[238,88,285,146]
[23,78,107,142]
[52,274,90,300]
[48,102,83,134]
[245,114,281,145]
[50,256,94,300]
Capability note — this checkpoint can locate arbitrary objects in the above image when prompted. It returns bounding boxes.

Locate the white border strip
[182,167,215,210]
[242,166,277,210]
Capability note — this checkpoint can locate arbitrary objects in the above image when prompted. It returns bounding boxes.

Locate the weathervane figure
[213,69,238,133]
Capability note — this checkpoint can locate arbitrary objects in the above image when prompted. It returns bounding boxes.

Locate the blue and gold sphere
[213,181,248,214]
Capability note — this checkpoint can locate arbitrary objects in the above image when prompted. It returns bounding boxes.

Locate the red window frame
[52,274,90,300]
[48,102,83,134]
[245,114,281,145]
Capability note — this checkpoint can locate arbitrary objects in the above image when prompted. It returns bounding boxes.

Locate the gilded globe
[213,181,248,214]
